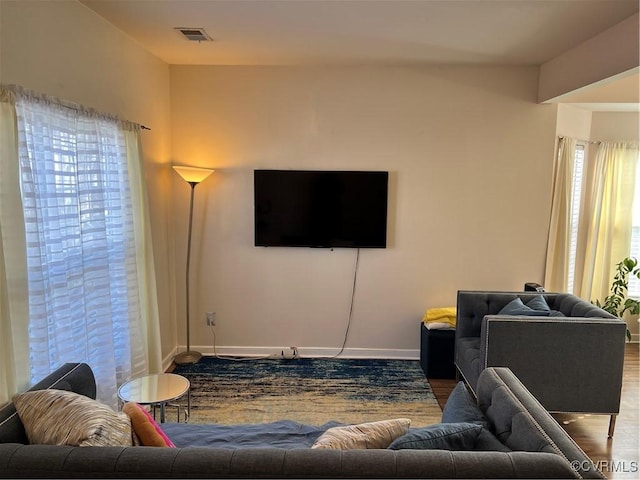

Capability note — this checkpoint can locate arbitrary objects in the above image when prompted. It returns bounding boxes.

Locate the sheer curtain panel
[576,141,639,303]
[0,89,31,405]
[122,127,163,374]
[544,137,577,292]
[0,85,161,408]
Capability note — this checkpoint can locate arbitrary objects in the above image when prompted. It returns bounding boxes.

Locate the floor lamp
[173,165,214,365]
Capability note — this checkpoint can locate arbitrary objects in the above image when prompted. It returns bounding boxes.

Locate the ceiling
[80,0,639,110]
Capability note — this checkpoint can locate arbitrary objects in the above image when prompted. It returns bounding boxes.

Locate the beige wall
[4,1,634,364]
[591,112,640,141]
[0,0,176,363]
[555,104,592,140]
[170,65,558,357]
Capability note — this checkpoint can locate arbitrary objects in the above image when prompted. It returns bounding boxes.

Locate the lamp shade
[172,165,214,184]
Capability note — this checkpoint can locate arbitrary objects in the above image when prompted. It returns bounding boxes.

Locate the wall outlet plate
[282,346,299,360]
[206,312,216,326]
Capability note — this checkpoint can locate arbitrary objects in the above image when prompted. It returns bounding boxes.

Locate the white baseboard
[167,336,639,371]
[162,349,178,372]
[172,344,420,361]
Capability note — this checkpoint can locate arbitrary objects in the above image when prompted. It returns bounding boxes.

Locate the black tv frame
[254,169,388,249]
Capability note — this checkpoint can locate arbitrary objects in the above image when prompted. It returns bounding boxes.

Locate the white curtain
[0,89,31,405]
[0,85,161,408]
[544,137,577,292]
[576,141,639,303]
[123,127,163,375]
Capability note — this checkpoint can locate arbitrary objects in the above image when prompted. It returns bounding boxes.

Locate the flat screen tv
[254,169,388,248]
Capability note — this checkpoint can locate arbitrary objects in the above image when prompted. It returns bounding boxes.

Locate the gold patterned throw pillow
[13,389,133,447]
[311,418,411,449]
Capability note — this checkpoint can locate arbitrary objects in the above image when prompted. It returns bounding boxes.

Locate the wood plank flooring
[429,343,639,479]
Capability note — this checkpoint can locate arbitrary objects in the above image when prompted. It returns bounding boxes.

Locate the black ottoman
[420,324,456,379]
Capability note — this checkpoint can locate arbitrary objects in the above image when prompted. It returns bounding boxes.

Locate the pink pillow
[122,402,175,447]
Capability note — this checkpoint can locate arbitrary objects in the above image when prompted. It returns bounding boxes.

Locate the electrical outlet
[282,346,299,360]
[206,311,216,326]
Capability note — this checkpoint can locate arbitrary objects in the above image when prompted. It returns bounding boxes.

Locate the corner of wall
[555,104,593,139]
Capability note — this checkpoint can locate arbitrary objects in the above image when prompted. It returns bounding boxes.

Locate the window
[564,142,640,298]
[12,94,149,407]
[566,144,586,294]
[628,164,640,299]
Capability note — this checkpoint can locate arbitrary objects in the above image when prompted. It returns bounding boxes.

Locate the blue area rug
[173,357,441,427]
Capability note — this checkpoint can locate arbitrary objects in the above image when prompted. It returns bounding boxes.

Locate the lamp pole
[175,182,201,365]
[172,165,214,366]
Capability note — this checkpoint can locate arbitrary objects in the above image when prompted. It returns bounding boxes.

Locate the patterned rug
[172,357,442,427]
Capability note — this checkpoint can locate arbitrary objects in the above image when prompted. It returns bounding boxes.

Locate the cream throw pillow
[13,389,133,447]
[311,418,411,449]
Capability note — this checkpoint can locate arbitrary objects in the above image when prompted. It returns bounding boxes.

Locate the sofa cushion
[498,297,550,316]
[440,382,511,452]
[123,403,175,447]
[0,363,96,445]
[496,296,566,318]
[387,422,510,452]
[13,389,133,447]
[441,381,488,427]
[311,418,410,449]
[387,422,481,450]
[525,295,550,312]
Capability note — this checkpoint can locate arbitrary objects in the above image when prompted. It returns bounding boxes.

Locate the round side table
[118,373,190,423]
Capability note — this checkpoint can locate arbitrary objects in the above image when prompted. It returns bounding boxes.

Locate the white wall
[591,112,639,141]
[555,104,592,140]
[169,65,558,357]
[0,0,176,363]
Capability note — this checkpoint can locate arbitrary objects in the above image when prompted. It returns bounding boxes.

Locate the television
[254,169,388,248]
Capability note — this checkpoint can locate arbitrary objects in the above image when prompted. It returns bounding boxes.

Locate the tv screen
[254,170,388,248]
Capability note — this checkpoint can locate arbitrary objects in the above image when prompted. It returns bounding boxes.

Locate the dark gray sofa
[0,362,603,478]
[455,290,627,438]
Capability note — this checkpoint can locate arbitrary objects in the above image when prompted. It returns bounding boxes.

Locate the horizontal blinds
[567,145,585,295]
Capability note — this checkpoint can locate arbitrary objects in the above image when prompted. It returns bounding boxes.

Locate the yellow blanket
[422,307,457,328]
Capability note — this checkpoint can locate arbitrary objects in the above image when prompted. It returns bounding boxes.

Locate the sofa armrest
[477,367,605,479]
[479,316,626,414]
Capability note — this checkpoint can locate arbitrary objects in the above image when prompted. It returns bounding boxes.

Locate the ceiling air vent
[174,27,212,42]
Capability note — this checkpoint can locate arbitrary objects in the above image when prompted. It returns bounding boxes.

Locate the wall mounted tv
[254,169,388,248]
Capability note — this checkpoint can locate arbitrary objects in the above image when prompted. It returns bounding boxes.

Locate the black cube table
[420,323,456,379]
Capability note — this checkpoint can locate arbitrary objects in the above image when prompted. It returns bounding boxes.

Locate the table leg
[160,402,166,423]
[186,387,191,422]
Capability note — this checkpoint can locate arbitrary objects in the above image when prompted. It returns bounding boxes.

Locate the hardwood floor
[429,343,639,479]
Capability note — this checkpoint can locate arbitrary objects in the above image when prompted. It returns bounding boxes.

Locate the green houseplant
[594,257,640,342]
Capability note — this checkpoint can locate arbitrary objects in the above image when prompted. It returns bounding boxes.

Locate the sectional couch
[0,362,603,478]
